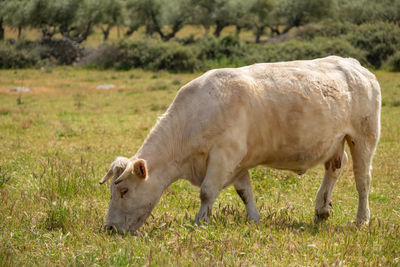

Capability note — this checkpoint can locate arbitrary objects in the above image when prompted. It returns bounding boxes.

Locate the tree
[24,0,93,42]
[190,0,214,36]
[337,0,400,26]
[273,0,336,35]
[191,0,248,38]
[0,17,3,41]
[0,0,6,40]
[125,0,191,41]
[229,0,254,37]
[124,0,161,37]
[248,0,275,42]
[84,0,123,42]
[2,0,31,39]
[123,0,143,36]
[212,0,239,37]
[157,0,192,41]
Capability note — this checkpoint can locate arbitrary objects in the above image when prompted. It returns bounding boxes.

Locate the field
[0,67,399,266]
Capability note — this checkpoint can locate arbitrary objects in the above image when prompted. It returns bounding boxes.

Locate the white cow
[100,56,381,233]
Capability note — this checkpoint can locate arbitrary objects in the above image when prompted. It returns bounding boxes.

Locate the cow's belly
[243,124,347,172]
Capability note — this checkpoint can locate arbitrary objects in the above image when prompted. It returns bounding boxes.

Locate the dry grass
[0,68,399,266]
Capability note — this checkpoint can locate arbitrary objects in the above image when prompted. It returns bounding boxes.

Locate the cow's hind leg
[347,135,379,224]
[233,170,260,222]
[315,145,348,221]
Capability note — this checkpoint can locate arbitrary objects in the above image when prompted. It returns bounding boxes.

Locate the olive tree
[0,0,5,40]
[82,0,123,41]
[273,0,336,35]
[338,0,400,26]
[191,0,250,38]
[2,0,33,39]
[124,0,191,41]
[248,0,275,42]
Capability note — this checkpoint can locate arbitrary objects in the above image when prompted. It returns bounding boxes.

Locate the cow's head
[99,157,162,234]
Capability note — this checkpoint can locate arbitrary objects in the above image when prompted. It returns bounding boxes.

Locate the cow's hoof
[195,214,209,226]
[355,217,370,226]
[314,209,331,221]
[248,213,261,223]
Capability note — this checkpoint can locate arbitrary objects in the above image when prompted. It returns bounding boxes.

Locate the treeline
[1,0,400,43]
[1,0,400,71]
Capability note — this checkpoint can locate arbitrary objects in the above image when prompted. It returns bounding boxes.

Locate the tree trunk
[269,25,281,37]
[213,21,226,38]
[0,19,4,41]
[255,26,265,43]
[102,25,112,42]
[159,20,184,41]
[18,26,22,39]
[235,25,241,37]
[72,22,92,43]
[125,26,137,37]
[41,28,56,39]
[282,25,293,35]
[145,25,154,36]
[203,25,210,37]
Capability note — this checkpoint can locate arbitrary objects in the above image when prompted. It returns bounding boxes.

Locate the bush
[197,35,245,60]
[295,20,356,40]
[79,44,119,69]
[0,38,84,69]
[150,43,202,72]
[40,37,85,65]
[385,51,400,72]
[80,36,367,71]
[345,22,400,68]
[116,38,202,72]
[0,43,39,69]
[246,37,366,66]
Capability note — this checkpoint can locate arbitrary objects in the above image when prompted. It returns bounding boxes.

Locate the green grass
[0,68,399,266]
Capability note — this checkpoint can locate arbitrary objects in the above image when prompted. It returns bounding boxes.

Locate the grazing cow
[100,56,381,233]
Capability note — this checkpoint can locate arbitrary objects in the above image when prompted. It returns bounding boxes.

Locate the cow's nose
[104,224,117,233]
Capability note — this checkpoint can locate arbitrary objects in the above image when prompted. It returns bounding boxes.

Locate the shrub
[81,36,366,71]
[345,22,400,68]
[40,37,85,65]
[197,35,245,60]
[0,43,39,68]
[295,20,356,40]
[115,38,202,72]
[0,39,79,69]
[150,43,201,72]
[246,37,366,66]
[385,51,400,72]
[79,44,119,69]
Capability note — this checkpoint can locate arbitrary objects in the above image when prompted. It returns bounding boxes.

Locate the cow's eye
[120,188,128,198]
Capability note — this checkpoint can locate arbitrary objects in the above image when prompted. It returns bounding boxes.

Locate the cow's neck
[135,113,185,188]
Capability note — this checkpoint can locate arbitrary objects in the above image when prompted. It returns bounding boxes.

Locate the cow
[99,56,381,234]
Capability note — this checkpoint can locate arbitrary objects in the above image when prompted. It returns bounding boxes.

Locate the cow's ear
[133,159,147,179]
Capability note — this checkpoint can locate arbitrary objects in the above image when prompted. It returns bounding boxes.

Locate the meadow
[0,67,399,266]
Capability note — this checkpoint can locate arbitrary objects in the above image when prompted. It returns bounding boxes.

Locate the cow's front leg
[233,170,260,222]
[195,146,245,225]
[315,151,348,220]
[195,180,221,225]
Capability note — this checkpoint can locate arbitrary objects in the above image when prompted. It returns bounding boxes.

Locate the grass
[0,68,399,266]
